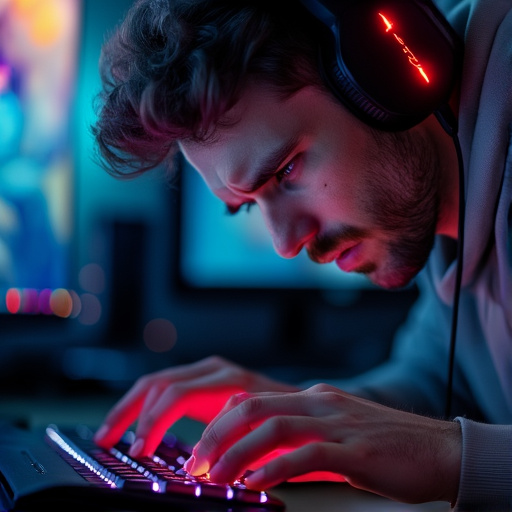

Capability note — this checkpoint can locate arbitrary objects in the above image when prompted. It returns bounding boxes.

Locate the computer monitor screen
[0,0,80,318]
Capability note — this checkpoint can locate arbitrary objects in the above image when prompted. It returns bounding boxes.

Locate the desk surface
[1,393,451,512]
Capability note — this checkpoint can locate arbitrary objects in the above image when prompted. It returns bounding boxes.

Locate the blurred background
[0,0,418,403]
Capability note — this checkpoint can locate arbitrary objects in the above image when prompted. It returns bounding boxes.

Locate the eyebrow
[236,135,300,194]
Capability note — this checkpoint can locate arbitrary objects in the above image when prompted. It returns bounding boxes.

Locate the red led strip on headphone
[378,12,430,83]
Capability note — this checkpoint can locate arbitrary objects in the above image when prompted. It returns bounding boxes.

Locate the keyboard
[0,422,285,511]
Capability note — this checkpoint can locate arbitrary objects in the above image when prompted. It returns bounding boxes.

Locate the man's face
[180,83,442,290]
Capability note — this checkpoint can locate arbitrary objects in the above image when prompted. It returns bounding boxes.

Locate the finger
[94,357,231,449]
[194,390,323,468]
[245,442,347,490]
[94,380,152,448]
[207,415,333,484]
[202,390,294,436]
[201,389,308,446]
[132,374,245,456]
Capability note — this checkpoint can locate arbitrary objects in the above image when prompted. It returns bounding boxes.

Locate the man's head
[94,0,460,289]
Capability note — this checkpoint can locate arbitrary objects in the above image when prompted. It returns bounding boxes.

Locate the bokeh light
[4,287,83,318]
[5,288,21,314]
[143,318,178,353]
[50,288,74,318]
[77,293,102,326]
[79,263,106,294]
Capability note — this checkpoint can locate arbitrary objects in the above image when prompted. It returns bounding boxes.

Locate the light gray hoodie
[326,1,512,508]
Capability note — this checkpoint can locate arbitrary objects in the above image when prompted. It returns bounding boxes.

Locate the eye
[275,158,297,184]
[225,201,256,216]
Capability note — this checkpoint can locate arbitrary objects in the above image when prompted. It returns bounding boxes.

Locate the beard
[308,126,440,290]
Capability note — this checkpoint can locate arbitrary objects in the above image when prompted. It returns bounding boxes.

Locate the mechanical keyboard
[0,422,285,511]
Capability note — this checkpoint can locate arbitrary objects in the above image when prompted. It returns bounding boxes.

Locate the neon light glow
[46,427,118,489]
[4,287,78,317]
[5,288,21,314]
[378,12,430,83]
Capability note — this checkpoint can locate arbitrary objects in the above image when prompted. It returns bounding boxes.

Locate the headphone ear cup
[319,43,393,128]
[302,0,462,131]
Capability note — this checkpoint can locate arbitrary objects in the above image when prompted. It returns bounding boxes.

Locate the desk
[1,394,451,512]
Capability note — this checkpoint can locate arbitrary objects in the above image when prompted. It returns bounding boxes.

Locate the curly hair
[92,0,325,178]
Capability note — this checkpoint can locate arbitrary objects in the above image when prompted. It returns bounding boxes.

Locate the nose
[260,203,318,259]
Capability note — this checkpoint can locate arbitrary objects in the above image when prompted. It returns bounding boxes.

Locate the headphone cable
[435,104,466,420]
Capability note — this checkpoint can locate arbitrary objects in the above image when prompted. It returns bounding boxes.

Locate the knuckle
[238,395,264,418]
[205,354,227,367]
[264,415,292,438]
[135,373,154,389]
[308,383,337,393]
[310,386,345,406]
[162,380,187,399]
[300,442,327,460]
[225,392,250,408]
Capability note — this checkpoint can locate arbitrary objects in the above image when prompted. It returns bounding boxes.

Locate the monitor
[0,0,80,319]
[0,0,151,392]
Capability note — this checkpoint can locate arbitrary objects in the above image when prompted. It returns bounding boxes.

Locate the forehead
[179,83,339,195]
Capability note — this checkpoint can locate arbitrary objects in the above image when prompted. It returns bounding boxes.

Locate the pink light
[38,288,53,315]
[6,288,21,314]
[0,64,11,93]
[22,289,39,313]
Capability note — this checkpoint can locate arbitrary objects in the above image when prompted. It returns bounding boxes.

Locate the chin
[367,267,419,290]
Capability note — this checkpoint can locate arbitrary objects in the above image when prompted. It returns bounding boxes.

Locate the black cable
[435,105,466,420]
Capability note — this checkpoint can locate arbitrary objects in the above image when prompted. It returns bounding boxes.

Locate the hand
[186,384,462,505]
[93,355,299,457]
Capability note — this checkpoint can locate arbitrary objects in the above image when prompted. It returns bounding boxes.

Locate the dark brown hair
[92,0,324,178]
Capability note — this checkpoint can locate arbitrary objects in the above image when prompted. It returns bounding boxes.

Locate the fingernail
[186,455,210,476]
[129,438,144,457]
[94,425,108,441]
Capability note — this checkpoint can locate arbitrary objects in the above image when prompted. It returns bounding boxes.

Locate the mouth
[335,243,363,272]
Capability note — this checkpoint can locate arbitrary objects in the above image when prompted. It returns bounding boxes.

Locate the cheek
[314,171,364,223]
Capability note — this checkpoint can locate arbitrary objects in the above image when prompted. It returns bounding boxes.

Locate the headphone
[298,0,463,132]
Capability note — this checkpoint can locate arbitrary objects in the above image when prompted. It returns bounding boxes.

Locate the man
[91,0,512,509]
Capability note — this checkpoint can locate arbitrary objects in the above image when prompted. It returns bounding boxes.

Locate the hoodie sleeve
[453,418,512,511]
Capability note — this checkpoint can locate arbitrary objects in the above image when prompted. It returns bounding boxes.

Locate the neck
[433,114,461,240]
